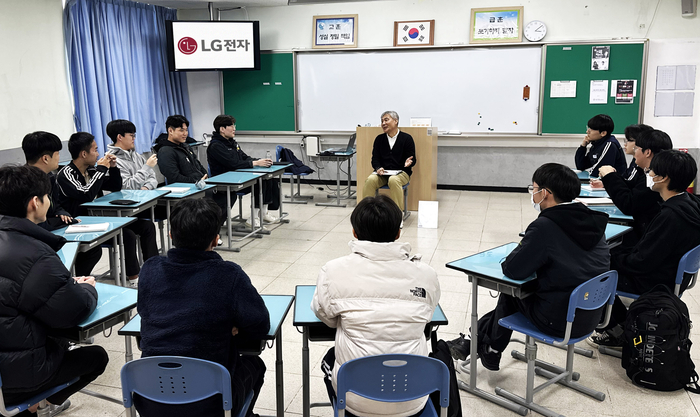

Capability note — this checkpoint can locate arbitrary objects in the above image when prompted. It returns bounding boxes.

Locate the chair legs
[495,336,605,417]
[285,175,313,204]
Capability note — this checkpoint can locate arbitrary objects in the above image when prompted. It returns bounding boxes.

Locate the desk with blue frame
[206,171,266,252]
[118,294,294,417]
[315,151,356,208]
[238,163,293,226]
[53,216,137,287]
[157,182,216,251]
[81,189,170,218]
[292,284,448,417]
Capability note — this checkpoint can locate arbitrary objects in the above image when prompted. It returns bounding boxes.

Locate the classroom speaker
[682,0,696,17]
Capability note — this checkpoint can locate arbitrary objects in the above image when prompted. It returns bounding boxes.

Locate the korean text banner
[169,21,259,70]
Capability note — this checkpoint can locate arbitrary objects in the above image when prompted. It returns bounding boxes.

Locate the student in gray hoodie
[105,119,158,190]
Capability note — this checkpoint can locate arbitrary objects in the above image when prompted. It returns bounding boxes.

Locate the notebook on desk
[320,134,356,155]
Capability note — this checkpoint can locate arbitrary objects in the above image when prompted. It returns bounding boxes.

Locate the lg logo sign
[178,37,197,55]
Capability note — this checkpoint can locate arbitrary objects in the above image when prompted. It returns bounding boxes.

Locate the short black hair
[650,150,698,193]
[166,115,189,131]
[587,114,614,137]
[22,131,62,164]
[0,165,51,218]
[68,132,95,160]
[624,124,653,141]
[532,163,580,203]
[170,199,222,250]
[635,129,673,155]
[106,119,136,144]
[213,115,236,134]
[350,195,402,243]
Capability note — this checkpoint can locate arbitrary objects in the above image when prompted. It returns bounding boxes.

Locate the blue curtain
[64,0,192,154]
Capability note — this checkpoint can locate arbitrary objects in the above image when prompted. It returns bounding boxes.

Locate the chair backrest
[276,145,284,162]
[563,271,618,342]
[335,354,449,417]
[675,243,700,296]
[120,356,232,411]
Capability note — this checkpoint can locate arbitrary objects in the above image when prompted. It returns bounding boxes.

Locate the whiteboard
[297,47,542,133]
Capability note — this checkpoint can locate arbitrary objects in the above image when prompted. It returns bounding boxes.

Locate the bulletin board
[222,52,295,131]
[541,42,646,135]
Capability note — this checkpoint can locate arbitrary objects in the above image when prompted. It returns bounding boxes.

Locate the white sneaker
[127,278,139,288]
[49,399,71,416]
[263,213,279,224]
[244,218,262,229]
[217,238,223,246]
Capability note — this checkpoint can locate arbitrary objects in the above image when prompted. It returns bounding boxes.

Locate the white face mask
[530,189,544,213]
[646,173,661,190]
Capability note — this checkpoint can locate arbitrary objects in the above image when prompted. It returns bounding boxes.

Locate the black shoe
[446,333,470,361]
[587,329,624,349]
[478,343,501,371]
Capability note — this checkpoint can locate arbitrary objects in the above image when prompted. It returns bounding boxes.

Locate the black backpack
[429,333,462,417]
[621,285,700,392]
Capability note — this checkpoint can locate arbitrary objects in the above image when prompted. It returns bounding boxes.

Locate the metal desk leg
[455,276,529,415]
[302,327,310,417]
[227,185,233,248]
[166,200,172,251]
[316,157,346,208]
[118,230,128,287]
[346,158,353,199]
[111,235,119,285]
[276,327,284,417]
[257,178,269,235]
[277,174,289,224]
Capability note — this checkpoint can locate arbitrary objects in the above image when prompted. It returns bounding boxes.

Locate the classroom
[2,0,700,416]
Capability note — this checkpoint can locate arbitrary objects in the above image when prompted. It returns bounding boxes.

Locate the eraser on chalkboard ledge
[447,130,461,135]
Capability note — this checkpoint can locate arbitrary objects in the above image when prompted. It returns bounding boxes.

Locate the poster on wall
[469,7,523,44]
[592,46,610,71]
[313,15,358,49]
[613,80,635,104]
[589,80,609,104]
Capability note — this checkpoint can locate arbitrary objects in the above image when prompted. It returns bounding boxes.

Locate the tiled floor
[60,188,700,416]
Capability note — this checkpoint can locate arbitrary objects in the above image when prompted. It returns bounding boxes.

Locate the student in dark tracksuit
[207,115,280,227]
[590,150,700,348]
[575,114,626,177]
[448,164,610,371]
[595,129,672,246]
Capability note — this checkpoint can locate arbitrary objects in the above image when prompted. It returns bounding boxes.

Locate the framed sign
[394,20,435,47]
[470,7,523,44]
[313,15,358,49]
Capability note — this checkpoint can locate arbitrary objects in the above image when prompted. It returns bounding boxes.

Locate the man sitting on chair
[312,195,440,417]
[137,198,270,417]
[447,163,610,371]
[362,111,416,212]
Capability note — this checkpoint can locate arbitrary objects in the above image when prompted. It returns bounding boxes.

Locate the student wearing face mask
[594,129,672,246]
[447,163,610,371]
[589,150,700,348]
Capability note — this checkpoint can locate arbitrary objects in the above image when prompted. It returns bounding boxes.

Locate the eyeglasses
[527,185,547,195]
[634,146,642,152]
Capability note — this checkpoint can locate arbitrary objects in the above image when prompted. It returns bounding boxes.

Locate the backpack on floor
[429,333,463,417]
[621,284,700,393]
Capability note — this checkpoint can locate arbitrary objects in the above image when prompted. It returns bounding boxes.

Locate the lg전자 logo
[178,37,198,55]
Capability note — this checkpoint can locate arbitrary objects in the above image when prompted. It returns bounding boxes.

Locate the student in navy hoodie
[575,114,626,177]
[137,198,270,417]
[448,163,610,371]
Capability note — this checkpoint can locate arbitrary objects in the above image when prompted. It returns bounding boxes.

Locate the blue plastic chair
[598,243,700,358]
[334,354,449,417]
[376,182,410,220]
[496,271,618,417]
[120,356,253,417]
[0,373,78,417]
[276,145,313,204]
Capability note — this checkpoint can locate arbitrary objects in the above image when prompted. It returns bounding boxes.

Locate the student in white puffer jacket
[312,195,440,417]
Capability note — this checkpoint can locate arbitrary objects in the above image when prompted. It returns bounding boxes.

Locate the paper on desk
[65,223,109,233]
[581,184,605,191]
[373,170,402,176]
[575,197,614,206]
[160,186,190,194]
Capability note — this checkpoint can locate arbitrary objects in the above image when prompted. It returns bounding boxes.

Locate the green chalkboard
[541,43,645,135]
[223,53,295,131]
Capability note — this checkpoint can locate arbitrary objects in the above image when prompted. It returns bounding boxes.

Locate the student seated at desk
[574,114,626,177]
[447,163,610,371]
[153,115,208,186]
[137,199,269,417]
[589,150,700,347]
[312,195,440,417]
[22,131,102,276]
[593,129,672,246]
[0,165,108,416]
[207,114,280,227]
[55,132,158,287]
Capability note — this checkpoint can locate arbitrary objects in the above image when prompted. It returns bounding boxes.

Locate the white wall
[181,0,700,146]
[0,0,74,154]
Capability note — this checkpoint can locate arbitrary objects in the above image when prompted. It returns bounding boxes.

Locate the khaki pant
[362,171,410,211]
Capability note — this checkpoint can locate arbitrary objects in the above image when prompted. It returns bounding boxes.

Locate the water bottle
[266,150,272,160]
